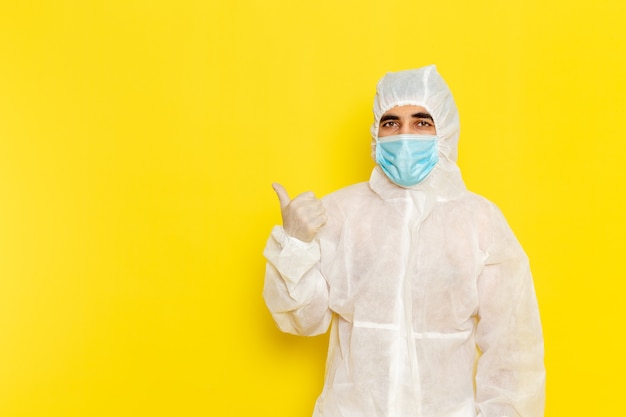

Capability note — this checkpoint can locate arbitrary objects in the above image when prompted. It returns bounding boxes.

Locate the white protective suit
[263,65,545,417]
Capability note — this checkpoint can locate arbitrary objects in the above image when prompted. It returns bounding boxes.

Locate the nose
[399,123,412,135]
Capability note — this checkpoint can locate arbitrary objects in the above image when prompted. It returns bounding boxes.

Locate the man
[263,65,545,417]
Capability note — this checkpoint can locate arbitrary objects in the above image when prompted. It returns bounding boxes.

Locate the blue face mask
[375,134,439,187]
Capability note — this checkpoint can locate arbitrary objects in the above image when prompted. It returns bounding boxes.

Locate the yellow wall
[1,1,624,416]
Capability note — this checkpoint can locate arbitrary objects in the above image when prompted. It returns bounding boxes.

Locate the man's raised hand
[272,182,327,243]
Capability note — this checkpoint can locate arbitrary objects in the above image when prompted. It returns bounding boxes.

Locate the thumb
[272,182,291,210]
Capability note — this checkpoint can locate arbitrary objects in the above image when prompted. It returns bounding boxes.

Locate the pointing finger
[272,182,291,210]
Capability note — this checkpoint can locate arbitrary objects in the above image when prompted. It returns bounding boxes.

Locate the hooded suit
[264,65,545,417]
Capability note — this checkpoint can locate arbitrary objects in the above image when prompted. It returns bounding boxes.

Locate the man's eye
[417,121,432,127]
[382,121,398,127]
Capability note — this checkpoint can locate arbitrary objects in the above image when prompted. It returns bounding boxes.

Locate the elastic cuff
[272,226,317,251]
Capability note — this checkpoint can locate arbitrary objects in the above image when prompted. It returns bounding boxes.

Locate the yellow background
[1,1,624,416]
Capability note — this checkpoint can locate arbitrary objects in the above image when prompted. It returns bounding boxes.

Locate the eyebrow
[412,112,433,121]
[380,114,399,122]
[380,112,434,123]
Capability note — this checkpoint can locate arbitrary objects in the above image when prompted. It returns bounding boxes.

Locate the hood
[370,65,461,162]
[369,65,466,200]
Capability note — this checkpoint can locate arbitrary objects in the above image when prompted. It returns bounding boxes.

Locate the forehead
[381,105,431,117]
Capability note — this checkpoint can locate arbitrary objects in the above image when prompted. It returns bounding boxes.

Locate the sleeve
[262,225,332,336]
[474,205,546,417]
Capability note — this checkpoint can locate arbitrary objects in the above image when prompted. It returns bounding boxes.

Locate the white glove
[272,182,327,243]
